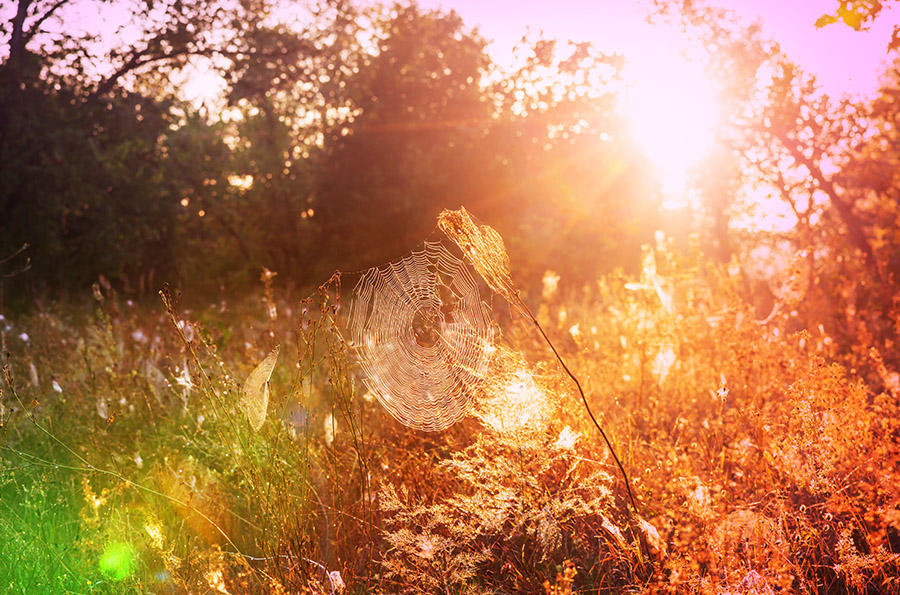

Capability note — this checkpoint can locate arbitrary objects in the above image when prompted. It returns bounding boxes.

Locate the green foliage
[0,80,176,299]
[0,465,100,593]
[99,542,137,580]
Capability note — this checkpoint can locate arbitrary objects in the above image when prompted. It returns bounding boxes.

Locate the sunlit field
[2,210,899,593]
[3,0,900,593]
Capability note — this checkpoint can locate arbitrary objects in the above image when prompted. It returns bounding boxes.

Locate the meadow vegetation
[1,229,898,593]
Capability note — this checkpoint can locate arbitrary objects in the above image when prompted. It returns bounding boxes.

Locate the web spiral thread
[348,241,495,431]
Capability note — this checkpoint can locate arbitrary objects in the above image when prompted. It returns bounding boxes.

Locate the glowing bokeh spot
[477,368,549,433]
[99,542,137,581]
[652,345,678,384]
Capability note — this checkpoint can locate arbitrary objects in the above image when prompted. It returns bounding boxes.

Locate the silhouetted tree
[0,0,253,301]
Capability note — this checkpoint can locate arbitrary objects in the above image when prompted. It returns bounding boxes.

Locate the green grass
[0,461,120,594]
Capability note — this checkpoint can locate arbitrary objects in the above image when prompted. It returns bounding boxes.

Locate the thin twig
[515,297,641,517]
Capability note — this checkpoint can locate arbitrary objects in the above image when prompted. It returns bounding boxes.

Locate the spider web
[348,241,495,431]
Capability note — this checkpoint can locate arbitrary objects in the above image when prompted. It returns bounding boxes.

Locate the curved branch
[22,0,70,45]
[775,132,880,277]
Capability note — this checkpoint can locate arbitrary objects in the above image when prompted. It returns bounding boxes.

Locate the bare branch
[0,243,31,278]
[774,131,880,275]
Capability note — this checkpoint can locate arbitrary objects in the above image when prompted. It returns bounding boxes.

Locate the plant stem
[516,298,640,517]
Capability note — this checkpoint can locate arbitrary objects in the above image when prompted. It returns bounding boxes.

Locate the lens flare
[99,542,137,581]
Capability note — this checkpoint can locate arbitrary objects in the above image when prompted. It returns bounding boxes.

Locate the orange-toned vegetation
[1,225,898,594]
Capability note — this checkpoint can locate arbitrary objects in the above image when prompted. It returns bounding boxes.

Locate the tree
[649,1,783,267]
[0,0,251,302]
[821,59,900,379]
[311,3,494,271]
[657,0,899,386]
[313,4,661,284]
[1,0,245,96]
[0,73,181,298]
[211,0,675,290]
[473,36,661,286]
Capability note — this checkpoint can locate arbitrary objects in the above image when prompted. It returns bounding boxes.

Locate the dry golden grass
[1,236,898,594]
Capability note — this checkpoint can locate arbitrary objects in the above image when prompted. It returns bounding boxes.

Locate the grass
[0,463,96,594]
[1,237,899,593]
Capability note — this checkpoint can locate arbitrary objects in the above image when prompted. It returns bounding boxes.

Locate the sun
[620,47,720,201]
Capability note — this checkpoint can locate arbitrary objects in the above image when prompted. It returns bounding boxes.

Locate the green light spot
[99,542,136,580]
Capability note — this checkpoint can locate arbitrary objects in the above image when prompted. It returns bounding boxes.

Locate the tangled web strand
[349,241,495,431]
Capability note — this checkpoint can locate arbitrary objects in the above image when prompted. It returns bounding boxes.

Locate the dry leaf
[242,346,279,431]
[636,515,667,558]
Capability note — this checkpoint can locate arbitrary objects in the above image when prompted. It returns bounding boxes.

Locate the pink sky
[420,0,900,98]
[3,0,897,99]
